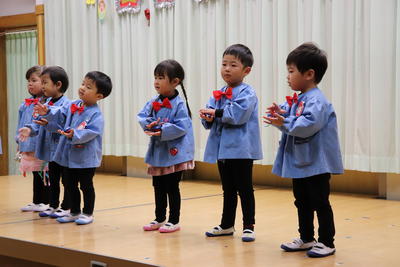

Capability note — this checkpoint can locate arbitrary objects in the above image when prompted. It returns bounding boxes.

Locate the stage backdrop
[42,0,400,173]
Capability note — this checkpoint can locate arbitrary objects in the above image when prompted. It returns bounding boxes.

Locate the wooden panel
[0,13,36,30]
[36,5,45,65]
[0,35,8,175]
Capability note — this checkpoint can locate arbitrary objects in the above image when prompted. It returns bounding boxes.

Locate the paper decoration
[144,8,150,26]
[154,0,175,9]
[86,0,95,5]
[193,0,210,3]
[98,0,106,21]
[115,0,142,14]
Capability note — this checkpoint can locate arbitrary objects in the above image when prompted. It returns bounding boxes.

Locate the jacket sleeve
[71,112,104,145]
[15,104,24,144]
[160,102,191,141]
[200,97,216,130]
[43,104,69,128]
[137,100,156,130]
[281,98,330,138]
[221,88,257,126]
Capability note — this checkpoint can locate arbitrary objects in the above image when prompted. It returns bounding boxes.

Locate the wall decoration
[154,0,175,9]
[115,0,142,14]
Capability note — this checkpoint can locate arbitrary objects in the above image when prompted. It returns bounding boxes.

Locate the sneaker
[39,208,55,217]
[75,214,94,225]
[56,213,80,223]
[307,242,336,258]
[242,229,255,242]
[49,209,70,218]
[143,220,166,231]
[33,203,49,212]
[21,203,38,212]
[159,222,180,233]
[281,238,316,252]
[205,226,235,237]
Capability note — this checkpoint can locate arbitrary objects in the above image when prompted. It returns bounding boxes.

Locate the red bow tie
[213,87,233,101]
[25,98,39,106]
[48,101,54,106]
[152,98,172,112]
[71,103,85,114]
[286,93,298,107]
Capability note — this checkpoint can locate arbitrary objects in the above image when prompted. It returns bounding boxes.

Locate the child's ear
[244,66,252,75]
[171,77,180,87]
[96,93,104,101]
[56,81,62,90]
[305,69,315,81]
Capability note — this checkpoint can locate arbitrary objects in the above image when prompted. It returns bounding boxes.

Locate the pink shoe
[159,222,180,233]
[143,220,165,231]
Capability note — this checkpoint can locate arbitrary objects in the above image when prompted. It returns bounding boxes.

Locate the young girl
[17,65,50,212]
[137,59,194,233]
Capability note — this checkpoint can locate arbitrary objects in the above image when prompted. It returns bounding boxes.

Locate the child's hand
[199,109,215,122]
[34,102,49,116]
[144,130,161,136]
[33,118,48,126]
[58,128,74,139]
[146,118,160,129]
[266,102,286,116]
[18,127,31,142]
[263,113,285,127]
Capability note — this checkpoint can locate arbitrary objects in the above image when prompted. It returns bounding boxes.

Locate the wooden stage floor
[0,173,399,267]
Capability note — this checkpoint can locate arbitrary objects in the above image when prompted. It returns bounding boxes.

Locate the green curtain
[6,31,38,175]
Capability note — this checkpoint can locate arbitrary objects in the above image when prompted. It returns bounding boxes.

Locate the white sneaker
[39,208,55,217]
[56,213,80,223]
[281,238,316,252]
[21,203,38,212]
[143,220,166,231]
[75,214,94,225]
[33,203,49,212]
[307,242,336,257]
[205,226,235,237]
[242,229,256,242]
[159,222,180,233]
[50,209,70,218]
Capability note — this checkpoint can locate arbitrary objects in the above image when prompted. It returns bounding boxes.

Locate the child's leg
[65,168,81,214]
[60,166,71,211]
[48,162,62,209]
[32,171,49,205]
[309,173,335,248]
[78,168,96,215]
[153,176,168,223]
[234,159,255,230]
[218,160,238,229]
[165,171,182,224]
[292,178,315,243]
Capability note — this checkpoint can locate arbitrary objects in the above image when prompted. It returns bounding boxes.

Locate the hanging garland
[115,0,142,14]
[86,0,96,5]
[193,0,210,3]
[98,0,106,21]
[154,0,175,9]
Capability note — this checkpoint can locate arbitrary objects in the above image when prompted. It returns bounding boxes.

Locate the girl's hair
[154,59,192,118]
[25,65,46,80]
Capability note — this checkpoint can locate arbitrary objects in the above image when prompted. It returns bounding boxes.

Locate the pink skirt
[19,152,48,176]
[147,160,195,176]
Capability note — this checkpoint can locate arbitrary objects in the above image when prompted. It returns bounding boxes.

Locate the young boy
[35,71,112,225]
[264,42,343,257]
[200,44,263,242]
[19,66,71,218]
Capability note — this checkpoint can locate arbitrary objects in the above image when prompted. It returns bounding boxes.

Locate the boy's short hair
[41,66,69,93]
[223,44,254,68]
[286,42,328,84]
[85,71,112,98]
[25,65,46,80]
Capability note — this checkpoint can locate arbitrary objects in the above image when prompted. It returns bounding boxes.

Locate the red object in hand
[144,8,150,25]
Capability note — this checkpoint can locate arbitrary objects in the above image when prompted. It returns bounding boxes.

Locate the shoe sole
[76,221,93,225]
[242,237,255,242]
[307,250,336,258]
[205,232,234,237]
[280,244,314,252]
[39,213,50,217]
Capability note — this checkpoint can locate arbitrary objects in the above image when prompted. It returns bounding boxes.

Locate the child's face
[286,64,314,92]
[154,74,179,97]
[78,77,103,105]
[220,54,251,87]
[27,73,43,97]
[41,74,62,98]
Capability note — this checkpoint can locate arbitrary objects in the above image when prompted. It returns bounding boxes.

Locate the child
[200,44,263,242]
[264,42,343,257]
[17,65,50,212]
[19,66,71,219]
[35,71,112,225]
[137,59,194,233]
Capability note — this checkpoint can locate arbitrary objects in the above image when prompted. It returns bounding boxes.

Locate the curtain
[6,31,38,174]
[44,0,400,173]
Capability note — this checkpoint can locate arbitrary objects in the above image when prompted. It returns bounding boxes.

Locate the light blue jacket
[137,93,194,167]
[15,97,44,152]
[27,95,71,162]
[272,88,344,178]
[43,100,104,168]
[201,83,263,163]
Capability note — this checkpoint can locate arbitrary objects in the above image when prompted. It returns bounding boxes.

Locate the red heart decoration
[170,147,178,156]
